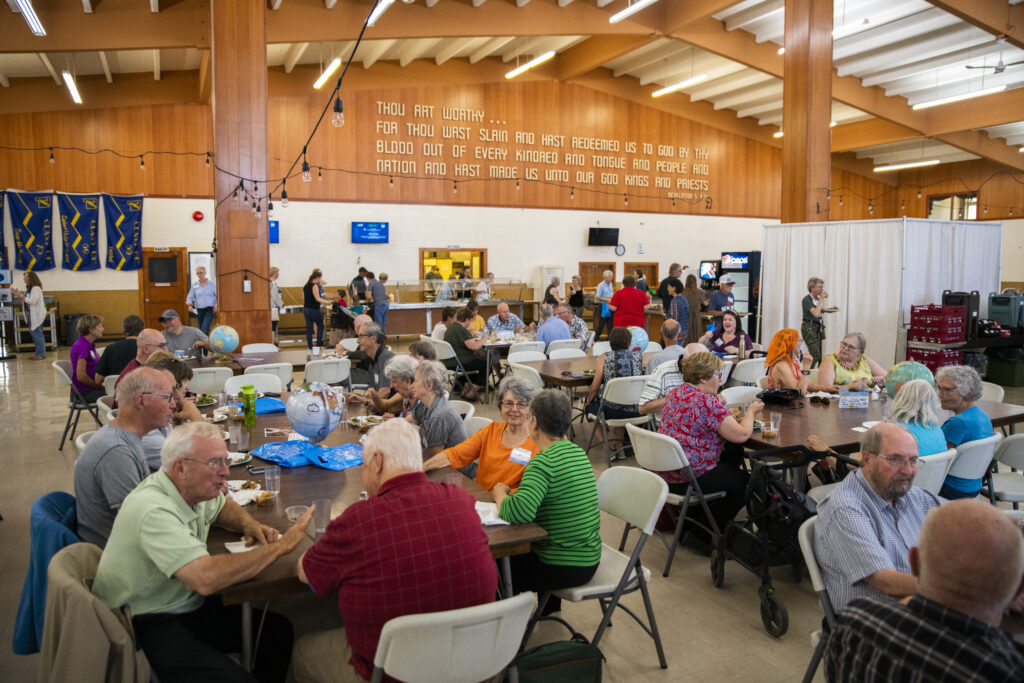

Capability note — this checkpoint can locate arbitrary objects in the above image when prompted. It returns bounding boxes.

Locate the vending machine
[720,251,762,339]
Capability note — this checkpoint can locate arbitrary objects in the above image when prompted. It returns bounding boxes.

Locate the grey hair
[160,421,224,471]
[602,270,613,277]
[115,366,166,407]
[807,277,824,292]
[361,322,385,345]
[843,332,867,353]
[539,303,554,319]
[415,360,449,395]
[661,319,680,340]
[935,365,983,402]
[530,389,572,438]
[889,379,941,428]
[364,418,423,474]
[385,355,419,382]
[861,422,912,456]
[498,376,535,405]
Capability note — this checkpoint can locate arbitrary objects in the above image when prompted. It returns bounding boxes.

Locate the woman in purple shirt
[70,314,105,402]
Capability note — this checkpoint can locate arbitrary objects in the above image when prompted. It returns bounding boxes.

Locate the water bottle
[738,336,746,360]
[242,385,257,427]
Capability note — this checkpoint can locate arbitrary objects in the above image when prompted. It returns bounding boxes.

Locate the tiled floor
[2,343,1021,682]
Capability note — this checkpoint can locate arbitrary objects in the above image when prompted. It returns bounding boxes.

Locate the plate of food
[226,479,261,505]
[205,413,227,424]
[228,452,252,466]
[349,415,385,431]
[582,369,596,376]
[227,392,265,401]
[196,395,218,408]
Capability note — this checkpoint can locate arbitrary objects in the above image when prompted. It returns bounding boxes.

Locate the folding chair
[96,395,116,425]
[644,341,662,353]
[982,434,1024,508]
[464,416,492,437]
[52,361,101,451]
[244,362,293,391]
[224,373,283,396]
[981,381,1005,403]
[624,424,726,576]
[430,339,480,390]
[755,376,772,390]
[548,348,586,360]
[241,343,279,353]
[719,360,734,384]
[189,367,233,395]
[720,386,760,406]
[74,430,97,452]
[729,358,765,386]
[303,358,352,390]
[448,399,475,421]
[531,467,668,669]
[102,374,118,397]
[797,517,836,683]
[547,338,583,355]
[507,351,546,364]
[946,433,1002,503]
[371,592,536,683]
[591,341,611,357]
[508,363,544,391]
[338,337,359,353]
[911,448,956,495]
[508,341,545,356]
[584,376,652,464]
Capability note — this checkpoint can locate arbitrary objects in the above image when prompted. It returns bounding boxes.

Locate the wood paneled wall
[898,159,1024,221]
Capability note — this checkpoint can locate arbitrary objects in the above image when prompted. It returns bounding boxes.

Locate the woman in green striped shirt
[493,389,601,612]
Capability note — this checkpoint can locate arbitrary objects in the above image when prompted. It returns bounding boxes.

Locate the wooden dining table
[518,353,657,389]
[187,348,314,376]
[202,397,546,670]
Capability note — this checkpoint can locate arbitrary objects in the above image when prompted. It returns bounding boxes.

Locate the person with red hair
[764,328,815,393]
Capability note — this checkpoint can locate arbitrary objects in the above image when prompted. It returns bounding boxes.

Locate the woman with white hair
[367,355,419,418]
[935,365,994,500]
[889,378,947,456]
[408,360,467,457]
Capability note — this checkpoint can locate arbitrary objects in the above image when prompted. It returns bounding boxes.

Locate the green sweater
[498,440,601,566]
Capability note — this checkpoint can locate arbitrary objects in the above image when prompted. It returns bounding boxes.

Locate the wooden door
[624,262,659,289]
[138,247,188,330]
[579,262,615,290]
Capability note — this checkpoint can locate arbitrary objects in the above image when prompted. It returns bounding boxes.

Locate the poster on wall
[0,192,7,271]
[57,192,100,271]
[102,193,143,271]
[7,189,55,271]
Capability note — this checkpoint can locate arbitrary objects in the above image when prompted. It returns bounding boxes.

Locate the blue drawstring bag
[251,440,314,467]
[308,443,363,471]
[254,397,287,414]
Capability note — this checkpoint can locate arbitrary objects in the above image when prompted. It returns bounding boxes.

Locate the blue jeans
[373,302,389,333]
[303,306,324,349]
[195,307,216,335]
[29,324,46,357]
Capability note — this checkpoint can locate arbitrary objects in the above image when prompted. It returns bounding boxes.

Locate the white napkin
[227,480,261,506]
[225,539,257,553]
[475,501,510,526]
[862,421,881,429]
[806,390,839,399]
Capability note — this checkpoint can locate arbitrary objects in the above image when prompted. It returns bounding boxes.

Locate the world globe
[286,381,345,444]
[627,326,649,354]
[884,360,934,399]
[209,325,240,354]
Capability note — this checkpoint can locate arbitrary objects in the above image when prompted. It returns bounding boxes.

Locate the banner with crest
[58,192,100,271]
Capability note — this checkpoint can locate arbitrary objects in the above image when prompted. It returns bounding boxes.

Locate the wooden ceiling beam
[934,130,1024,172]
[831,119,920,152]
[926,0,1024,51]
[535,34,659,80]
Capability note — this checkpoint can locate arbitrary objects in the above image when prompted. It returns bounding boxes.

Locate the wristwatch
[801,370,811,375]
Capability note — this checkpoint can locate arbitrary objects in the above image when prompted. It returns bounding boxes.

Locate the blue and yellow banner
[58,193,100,271]
[0,192,7,270]
[8,190,55,271]
[102,193,143,271]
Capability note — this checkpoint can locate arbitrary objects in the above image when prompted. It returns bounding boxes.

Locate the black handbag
[515,632,603,682]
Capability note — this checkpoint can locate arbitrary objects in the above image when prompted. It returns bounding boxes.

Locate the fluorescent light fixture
[61,71,82,104]
[772,131,784,138]
[609,0,658,24]
[313,57,341,89]
[912,85,1006,110]
[873,159,940,173]
[651,73,708,98]
[505,51,556,79]
[367,0,395,27]
[15,0,46,36]
[830,121,837,127]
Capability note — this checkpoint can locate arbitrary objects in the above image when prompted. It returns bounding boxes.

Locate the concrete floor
[2,344,1021,682]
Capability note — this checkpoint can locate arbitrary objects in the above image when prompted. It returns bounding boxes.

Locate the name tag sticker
[509,447,532,466]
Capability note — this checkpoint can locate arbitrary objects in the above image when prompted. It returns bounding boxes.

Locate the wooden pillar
[211,0,270,343]
[781,0,833,223]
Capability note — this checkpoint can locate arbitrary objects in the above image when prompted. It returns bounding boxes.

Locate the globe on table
[627,326,649,354]
[208,325,240,355]
[884,360,934,399]
[286,381,345,444]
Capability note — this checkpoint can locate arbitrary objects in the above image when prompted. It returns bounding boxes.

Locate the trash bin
[65,314,83,346]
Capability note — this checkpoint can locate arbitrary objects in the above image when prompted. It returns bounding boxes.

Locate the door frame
[578,262,616,290]
[418,248,488,279]
[138,247,189,330]
[624,262,660,288]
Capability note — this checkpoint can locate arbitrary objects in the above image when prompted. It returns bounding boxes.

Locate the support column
[781,0,833,223]
[211,0,270,343]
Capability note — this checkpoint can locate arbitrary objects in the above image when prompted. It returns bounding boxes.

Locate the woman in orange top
[424,376,539,491]
[764,328,814,393]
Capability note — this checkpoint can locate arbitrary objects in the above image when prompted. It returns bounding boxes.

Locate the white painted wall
[3,197,775,290]
[1003,218,1024,282]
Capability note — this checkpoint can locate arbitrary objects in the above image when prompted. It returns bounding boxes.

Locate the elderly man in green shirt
[93,421,314,683]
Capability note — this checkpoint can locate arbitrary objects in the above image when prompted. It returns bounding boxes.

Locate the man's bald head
[661,319,680,343]
[136,328,166,362]
[353,314,372,333]
[683,343,707,358]
[912,499,1024,624]
[497,302,510,320]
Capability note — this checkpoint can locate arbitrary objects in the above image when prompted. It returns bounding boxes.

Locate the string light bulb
[281,181,289,208]
[901,199,906,212]
[139,155,146,171]
[389,176,394,188]
[570,187,575,200]
[205,153,211,168]
[318,167,323,182]
[515,178,520,190]
[868,200,874,214]
[917,187,922,199]
[624,194,628,206]
[49,148,55,165]
[839,195,843,206]
[1011,207,1015,216]
[984,205,988,214]
[255,200,261,217]
[332,97,345,127]
[267,197,274,216]
[251,199,258,214]
[453,181,458,194]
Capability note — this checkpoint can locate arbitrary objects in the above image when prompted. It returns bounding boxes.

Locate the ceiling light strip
[912,86,1006,110]
[313,57,342,89]
[15,0,46,36]
[61,71,83,104]
[651,73,708,98]
[609,0,658,24]
[505,51,556,79]
[873,159,940,173]
[367,0,396,27]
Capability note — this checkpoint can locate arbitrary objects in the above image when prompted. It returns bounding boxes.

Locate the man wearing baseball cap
[159,309,211,357]
[708,274,736,318]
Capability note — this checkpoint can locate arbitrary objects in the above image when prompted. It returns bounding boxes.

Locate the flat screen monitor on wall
[699,261,719,280]
[588,227,619,246]
[352,222,389,244]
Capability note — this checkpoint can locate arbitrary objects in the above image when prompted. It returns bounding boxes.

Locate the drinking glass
[264,465,281,495]
[313,497,333,535]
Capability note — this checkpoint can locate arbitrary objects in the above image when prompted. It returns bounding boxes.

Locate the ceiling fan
[966,38,1024,74]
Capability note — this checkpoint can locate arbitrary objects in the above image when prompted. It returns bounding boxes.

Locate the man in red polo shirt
[293,418,498,683]
[608,274,650,329]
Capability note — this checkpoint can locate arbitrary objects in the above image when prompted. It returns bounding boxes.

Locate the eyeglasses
[810,396,830,405]
[500,401,530,411]
[357,333,373,338]
[143,392,175,403]
[713,371,723,379]
[182,457,231,471]
[936,384,958,394]
[875,453,919,469]
[145,342,168,349]
[838,342,861,352]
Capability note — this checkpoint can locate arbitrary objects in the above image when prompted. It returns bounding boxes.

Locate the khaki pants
[290,628,366,683]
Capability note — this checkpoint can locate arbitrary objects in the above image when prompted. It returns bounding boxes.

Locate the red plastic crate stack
[908,304,966,344]
[907,347,964,372]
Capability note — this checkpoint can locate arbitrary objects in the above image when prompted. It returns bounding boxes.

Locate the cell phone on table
[248,465,266,475]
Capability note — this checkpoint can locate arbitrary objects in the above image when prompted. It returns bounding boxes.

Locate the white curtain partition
[759,218,1002,369]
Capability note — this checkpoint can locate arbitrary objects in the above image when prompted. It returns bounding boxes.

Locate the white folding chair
[624,424,726,576]
[370,592,536,683]
[245,362,293,391]
[806,482,840,504]
[797,517,837,683]
[591,341,611,357]
[548,348,586,360]
[338,337,359,353]
[96,395,115,424]
[729,358,765,386]
[189,366,233,395]
[912,448,957,496]
[448,399,475,421]
[547,338,583,355]
[981,381,1005,403]
[584,330,595,351]
[508,363,544,391]
[720,385,761,406]
[755,376,772,390]
[507,351,547,364]
[464,416,492,436]
[532,467,668,669]
[719,360,734,384]
[584,376,653,464]
[74,430,97,452]
[430,338,480,388]
[101,408,119,425]
[508,341,545,356]
[224,373,282,396]
[947,433,1002,500]
[241,343,279,353]
[983,434,1024,506]
[303,358,352,390]
[644,341,662,353]
[52,361,101,451]
[102,374,118,397]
